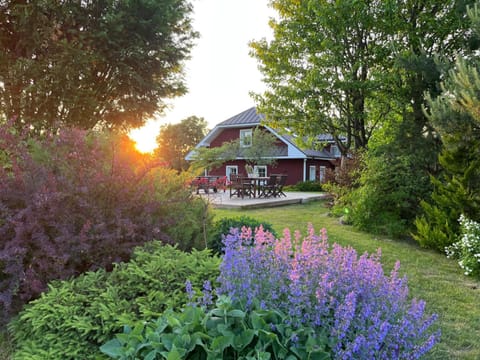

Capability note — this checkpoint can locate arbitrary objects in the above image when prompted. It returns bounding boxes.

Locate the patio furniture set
[190,176,227,194]
[229,174,287,199]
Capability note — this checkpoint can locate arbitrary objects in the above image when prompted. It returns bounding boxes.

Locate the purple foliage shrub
[218,225,439,359]
[0,123,191,324]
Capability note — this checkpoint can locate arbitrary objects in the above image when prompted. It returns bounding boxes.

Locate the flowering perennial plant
[446,214,480,276]
[218,225,439,359]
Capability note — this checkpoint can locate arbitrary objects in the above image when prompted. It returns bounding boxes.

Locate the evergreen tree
[414,56,480,250]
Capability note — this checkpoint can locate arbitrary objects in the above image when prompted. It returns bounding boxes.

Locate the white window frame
[226,165,238,180]
[319,166,326,183]
[330,144,341,157]
[240,129,252,148]
[309,165,316,181]
[254,165,267,178]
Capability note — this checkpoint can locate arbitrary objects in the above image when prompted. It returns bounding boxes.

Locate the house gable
[187,107,310,160]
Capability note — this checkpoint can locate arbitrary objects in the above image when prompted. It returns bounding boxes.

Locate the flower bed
[102,225,440,359]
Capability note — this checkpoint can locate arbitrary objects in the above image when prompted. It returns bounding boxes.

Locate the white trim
[254,165,267,177]
[319,166,326,183]
[240,129,253,148]
[264,125,306,158]
[226,165,238,180]
[309,165,316,181]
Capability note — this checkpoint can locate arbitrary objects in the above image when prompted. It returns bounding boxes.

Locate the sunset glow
[129,122,160,153]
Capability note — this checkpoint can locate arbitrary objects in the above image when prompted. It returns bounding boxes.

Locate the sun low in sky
[129,121,160,153]
[128,1,273,154]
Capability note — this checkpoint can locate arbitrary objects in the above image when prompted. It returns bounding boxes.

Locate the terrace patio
[196,190,329,210]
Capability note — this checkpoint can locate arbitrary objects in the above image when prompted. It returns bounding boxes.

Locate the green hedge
[9,243,220,360]
[208,216,277,255]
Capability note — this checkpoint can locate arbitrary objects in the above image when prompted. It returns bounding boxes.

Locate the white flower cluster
[445,214,480,276]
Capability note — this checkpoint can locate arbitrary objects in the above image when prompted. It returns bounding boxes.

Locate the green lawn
[213,200,480,360]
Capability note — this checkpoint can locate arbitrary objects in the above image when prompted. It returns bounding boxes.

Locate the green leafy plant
[446,215,480,277]
[9,243,220,360]
[101,295,331,360]
[0,124,209,324]
[290,180,323,192]
[208,216,277,255]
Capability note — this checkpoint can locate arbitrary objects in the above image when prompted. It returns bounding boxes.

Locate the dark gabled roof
[315,134,347,142]
[281,134,334,159]
[186,107,340,161]
[217,107,265,126]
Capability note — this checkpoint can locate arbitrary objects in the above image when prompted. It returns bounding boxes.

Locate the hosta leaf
[233,329,256,350]
[227,309,245,318]
[99,339,123,357]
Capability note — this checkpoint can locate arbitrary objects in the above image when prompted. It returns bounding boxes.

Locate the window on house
[254,165,267,177]
[240,129,252,147]
[226,165,238,180]
[319,166,326,183]
[330,144,341,157]
[309,166,316,181]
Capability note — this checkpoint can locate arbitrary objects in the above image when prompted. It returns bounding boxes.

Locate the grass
[1,200,478,359]
[213,200,480,360]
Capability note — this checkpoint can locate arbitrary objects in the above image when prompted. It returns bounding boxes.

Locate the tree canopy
[189,127,279,173]
[251,0,474,155]
[155,116,208,171]
[0,0,197,133]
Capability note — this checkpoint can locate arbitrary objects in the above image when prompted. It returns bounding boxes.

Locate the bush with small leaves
[290,180,324,192]
[208,216,277,254]
[0,123,210,324]
[9,243,220,360]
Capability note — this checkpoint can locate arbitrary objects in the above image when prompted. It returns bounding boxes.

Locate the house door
[309,166,316,181]
[226,166,238,180]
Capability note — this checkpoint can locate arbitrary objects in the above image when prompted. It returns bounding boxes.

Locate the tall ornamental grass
[217,225,439,359]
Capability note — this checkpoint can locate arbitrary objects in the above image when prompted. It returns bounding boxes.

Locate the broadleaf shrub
[101,295,331,360]
[217,225,440,359]
[9,243,220,360]
[0,123,208,324]
[208,216,277,254]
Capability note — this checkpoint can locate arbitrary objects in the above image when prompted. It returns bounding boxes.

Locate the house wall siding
[207,158,333,186]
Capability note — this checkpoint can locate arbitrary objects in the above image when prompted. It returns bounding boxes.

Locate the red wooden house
[186,107,341,186]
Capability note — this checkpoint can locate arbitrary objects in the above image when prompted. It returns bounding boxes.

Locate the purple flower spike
[217,224,439,359]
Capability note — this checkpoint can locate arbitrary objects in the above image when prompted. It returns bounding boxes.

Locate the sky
[130,0,274,152]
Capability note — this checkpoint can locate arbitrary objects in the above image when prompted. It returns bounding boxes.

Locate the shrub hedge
[208,216,277,254]
[0,124,211,324]
[9,243,220,360]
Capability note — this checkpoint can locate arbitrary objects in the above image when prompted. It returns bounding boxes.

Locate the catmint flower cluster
[185,279,214,308]
[217,224,440,359]
[446,214,480,276]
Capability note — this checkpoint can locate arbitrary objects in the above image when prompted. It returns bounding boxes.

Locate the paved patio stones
[196,191,329,210]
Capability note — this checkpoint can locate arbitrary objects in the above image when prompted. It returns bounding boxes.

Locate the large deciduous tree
[155,116,208,171]
[251,0,472,155]
[251,0,393,156]
[358,0,475,237]
[252,0,474,237]
[0,0,196,133]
